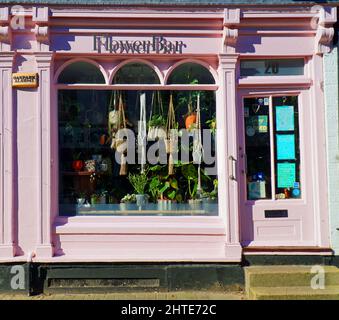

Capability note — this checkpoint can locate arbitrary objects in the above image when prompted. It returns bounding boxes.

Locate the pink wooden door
[238,91,326,247]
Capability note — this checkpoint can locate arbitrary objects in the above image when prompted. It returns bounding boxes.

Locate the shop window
[244,96,301,200]
[58,61,106,84]
[113,63,160,84]
[58,89,217,216]
[167,62,215,85]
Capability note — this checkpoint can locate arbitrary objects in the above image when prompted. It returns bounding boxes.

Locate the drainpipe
[26,252,36,296]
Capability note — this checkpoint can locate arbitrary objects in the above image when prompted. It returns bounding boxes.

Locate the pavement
[0,290,245,300]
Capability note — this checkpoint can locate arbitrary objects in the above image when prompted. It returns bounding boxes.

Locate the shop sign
[93,35,187,54]
[12,73,39,88]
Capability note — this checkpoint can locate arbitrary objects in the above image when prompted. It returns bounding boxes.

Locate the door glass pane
[244,97,272,200]
[273,96,301,199]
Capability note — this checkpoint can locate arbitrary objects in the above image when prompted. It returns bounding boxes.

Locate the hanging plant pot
[147,126,166,140]
[72,160,84,172]
[115,138,126,152]
[185,112,197,129]
[165,138,176,154]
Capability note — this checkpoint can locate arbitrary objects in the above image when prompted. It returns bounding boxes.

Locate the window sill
[238,76,312,88]
[54,215,226,235]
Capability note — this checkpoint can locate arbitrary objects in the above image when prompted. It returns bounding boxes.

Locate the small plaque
[12,73,39,88]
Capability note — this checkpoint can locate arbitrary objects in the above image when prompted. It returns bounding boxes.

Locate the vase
[135,194,147,207]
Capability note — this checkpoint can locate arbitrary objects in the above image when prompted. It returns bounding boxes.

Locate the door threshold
[243,246,333,255]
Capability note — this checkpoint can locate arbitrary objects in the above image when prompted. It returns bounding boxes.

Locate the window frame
[54,58,220,218]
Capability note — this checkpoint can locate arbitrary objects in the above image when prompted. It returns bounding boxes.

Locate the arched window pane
[58,61,105,84]
[167,62,215,85]
[113,63,160,84]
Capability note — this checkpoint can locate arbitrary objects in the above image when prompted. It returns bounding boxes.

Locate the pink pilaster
[217,53,242,260]
[34,52,54,258]
[0,52,16,258]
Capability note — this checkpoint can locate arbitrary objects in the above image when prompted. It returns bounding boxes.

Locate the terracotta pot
[99,134,107,145]
[185,113,197,129]
[72,160,84,172]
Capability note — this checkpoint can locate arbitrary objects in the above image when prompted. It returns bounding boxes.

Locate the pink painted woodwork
[0,4,336,262]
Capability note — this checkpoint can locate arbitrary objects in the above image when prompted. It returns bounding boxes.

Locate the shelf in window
[62,171,108,176]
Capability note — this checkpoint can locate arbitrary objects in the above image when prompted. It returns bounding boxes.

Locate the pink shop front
[0,4,336,264]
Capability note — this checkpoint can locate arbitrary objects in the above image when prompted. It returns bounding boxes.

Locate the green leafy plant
[148,114,167,128]
[206,115,216,136]
[121,194,136,203]
[128,172,148,195]
[148,165,181,202]
[181,163,211,200]
[202,179,218,200]
[72,151,82,161]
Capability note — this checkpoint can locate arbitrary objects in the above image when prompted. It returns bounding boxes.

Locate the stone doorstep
[245,265,339,300]
[249,286,339,300]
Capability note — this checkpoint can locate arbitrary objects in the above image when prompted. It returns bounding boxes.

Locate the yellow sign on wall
[12,73,39,88]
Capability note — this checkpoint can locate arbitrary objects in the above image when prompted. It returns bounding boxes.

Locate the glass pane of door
[243,97,272,200]
[243,95,301,201]
[273,96,301,199]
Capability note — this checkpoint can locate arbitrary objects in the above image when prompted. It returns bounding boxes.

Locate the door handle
[229,155,237,181]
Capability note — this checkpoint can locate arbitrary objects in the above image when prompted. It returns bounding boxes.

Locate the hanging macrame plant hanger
[109,94,128,175]
[192,93,203,196]
[147,91,166,141]
[166,94,177,175]
[139,92,147,174]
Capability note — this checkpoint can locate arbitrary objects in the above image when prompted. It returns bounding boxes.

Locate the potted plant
[98,190,107,204]
[90,193,100,205]
[148,115,167,140]
[120,193,136,211]
[157,178,179,211]
[181,163,206,209]
[184,84,199,130]
[148,164,181,211]
[128,172,148,207]
[72,151,83,172]
[148,92,166,140]
[201,179,218,203]
[187,176,202,209]
[76,192,86,207]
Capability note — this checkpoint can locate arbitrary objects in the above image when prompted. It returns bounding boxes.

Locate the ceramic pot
[147,126,166,140]
[72,160,84,172]
[185,113,197,129]
[135,194,147,207]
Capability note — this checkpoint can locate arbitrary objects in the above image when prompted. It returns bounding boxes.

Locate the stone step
[249,286,339,300]
[245,266,339,294]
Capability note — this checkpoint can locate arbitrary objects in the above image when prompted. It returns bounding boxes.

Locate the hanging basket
[164,139,174,154]
[148,126,167,140]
